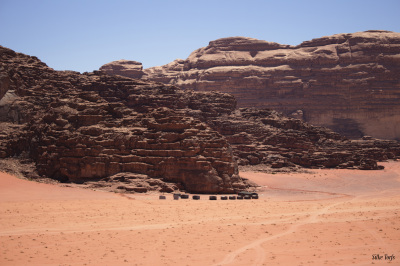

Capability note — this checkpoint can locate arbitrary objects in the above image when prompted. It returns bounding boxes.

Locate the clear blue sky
[1,0,399,72]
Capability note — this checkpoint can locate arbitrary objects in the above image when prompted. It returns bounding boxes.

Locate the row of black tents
[159,191,259,200]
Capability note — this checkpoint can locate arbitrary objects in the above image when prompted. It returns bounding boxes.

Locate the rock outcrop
[100,60,145,79]
[113,31,400,140]
[0,46,245,193]
[207,108,400,170]
[1,45,400,194]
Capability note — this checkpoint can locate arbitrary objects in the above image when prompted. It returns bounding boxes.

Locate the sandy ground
[1,161,400,265]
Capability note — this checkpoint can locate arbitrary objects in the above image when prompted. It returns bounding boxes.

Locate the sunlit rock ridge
[104,30,400,140]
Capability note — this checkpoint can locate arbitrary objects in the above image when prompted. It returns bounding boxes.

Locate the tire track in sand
[214,197,352,266]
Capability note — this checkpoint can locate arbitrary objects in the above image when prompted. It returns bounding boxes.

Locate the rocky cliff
[1,46,400,194]
[207,108,400,170]
[113,30,400,140]
[0,46,245,193]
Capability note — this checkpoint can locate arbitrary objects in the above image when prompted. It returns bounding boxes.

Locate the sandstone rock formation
[1,45,400,194]
[207,108,400,170]
[100,60,144,79]
[0,67,10,100]
[0,46,245,193]
[109,31,400,140]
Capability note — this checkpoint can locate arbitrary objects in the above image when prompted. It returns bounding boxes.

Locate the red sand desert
[1,161,400,265]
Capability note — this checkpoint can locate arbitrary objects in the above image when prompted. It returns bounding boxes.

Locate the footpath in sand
[1,161,400,265]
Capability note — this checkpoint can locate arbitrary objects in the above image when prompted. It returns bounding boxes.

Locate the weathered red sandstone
[1,45,400,194]
[207,108,400,171]
[102,31,400,140]
[0,46,244,193]
[100,60,145,79]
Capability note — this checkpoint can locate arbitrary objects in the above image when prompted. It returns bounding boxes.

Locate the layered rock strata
[108,31,400,140]
[100,60,144,79]
[0,46,244,193]
[207,108,400,170]
[1,45,400,194]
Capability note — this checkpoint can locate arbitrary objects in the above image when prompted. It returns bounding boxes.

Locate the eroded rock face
[0,68,10,100]
[100,60,144,79]
[207,108,400,170]
[136,31,400,140]
[0,45,244,193]
[1,45,400,194]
